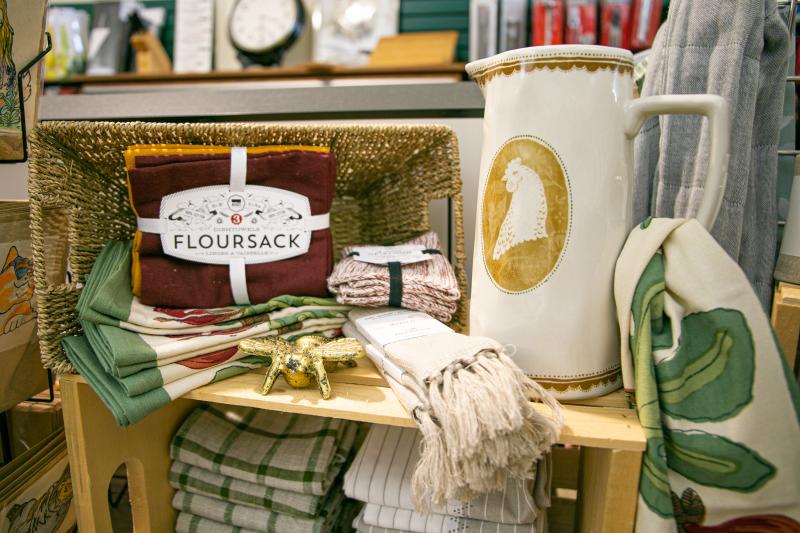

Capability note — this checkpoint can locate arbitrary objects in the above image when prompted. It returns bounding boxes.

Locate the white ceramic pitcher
[466,45,729,399]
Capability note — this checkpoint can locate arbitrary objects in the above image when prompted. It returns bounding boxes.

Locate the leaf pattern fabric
[614,218,800,533]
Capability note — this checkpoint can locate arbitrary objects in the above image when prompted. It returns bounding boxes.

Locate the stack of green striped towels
[170,404,363,532]
[61,241,351,426]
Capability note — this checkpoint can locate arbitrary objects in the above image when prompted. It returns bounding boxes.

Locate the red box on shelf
[600,0,632,49]
[630,0,662,50]
[532,0,565,46]
[565,0,598,45]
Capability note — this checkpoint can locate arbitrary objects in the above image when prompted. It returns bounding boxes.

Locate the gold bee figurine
[238,336,365,399]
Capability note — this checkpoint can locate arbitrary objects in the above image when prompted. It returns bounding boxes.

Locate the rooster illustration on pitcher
[493,157,549,261]
[481,136,570,295]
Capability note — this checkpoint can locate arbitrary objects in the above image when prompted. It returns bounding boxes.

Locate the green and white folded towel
[117,325,341,397]
[176,512,260,533]
[615,218,800,532]
[79,241,350,335]
[171,404,359,496]
[77,242,349,376]
[170,461,328,519]
[169,422,356,519]
[172,490,346,533]
[62,335,265,427]
[62,240,353,425]
[84,316,346,378]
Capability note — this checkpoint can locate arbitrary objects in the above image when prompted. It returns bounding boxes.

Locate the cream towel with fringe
[345,308,563,510]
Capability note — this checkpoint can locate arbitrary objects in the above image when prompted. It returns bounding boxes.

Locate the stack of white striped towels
[344,425,552,533]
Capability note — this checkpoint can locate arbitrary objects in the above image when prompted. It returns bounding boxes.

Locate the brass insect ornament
[238,336,365,399]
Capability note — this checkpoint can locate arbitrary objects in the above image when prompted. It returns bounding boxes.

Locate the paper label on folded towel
[159,185,313,265]
[355,309,451,348]
[351,244,434,265]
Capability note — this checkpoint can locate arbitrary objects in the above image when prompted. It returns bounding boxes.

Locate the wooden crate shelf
[60,358,645,533]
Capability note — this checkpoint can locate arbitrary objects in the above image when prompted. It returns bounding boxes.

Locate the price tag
[351,244,435,265]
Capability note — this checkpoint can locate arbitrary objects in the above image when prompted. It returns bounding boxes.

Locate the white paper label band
[349,244,438,265]
[136,185,330,266]
[137,212,330,237]
[229,258,250,305]
[229,147,247,192]
[354,309,452,349]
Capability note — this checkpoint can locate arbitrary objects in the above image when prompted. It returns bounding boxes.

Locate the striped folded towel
[345,425,551,525]
[169,420,356,518]
[175,498,364,533]
[172,490,346,533]
[352,506,548,533]
[176,512,259,533]
[171,404,359,496]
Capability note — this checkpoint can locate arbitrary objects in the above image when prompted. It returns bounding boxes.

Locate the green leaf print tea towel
[614,218,800,532]
[77,241,349,376]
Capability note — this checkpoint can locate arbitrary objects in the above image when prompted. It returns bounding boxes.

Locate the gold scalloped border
[531,366,622,393]
[471,55,633,87]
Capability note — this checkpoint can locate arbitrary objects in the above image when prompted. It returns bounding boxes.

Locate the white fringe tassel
[411,350,564,511]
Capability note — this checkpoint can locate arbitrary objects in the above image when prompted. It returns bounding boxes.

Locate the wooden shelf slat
[46,63,468,87]
[184,373,417,428]
[60,357,645,451]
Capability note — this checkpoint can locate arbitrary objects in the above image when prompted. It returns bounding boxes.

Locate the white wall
[0,163,29,199]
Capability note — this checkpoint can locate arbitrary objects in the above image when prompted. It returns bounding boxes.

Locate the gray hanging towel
[633,0,790,309]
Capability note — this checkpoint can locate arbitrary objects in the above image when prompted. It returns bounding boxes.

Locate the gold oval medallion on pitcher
[481,136,571,293]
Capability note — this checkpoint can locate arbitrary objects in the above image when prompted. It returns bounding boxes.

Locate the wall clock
[229,0,305,66]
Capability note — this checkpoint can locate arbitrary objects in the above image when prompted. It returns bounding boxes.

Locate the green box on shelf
[400,0,469,16]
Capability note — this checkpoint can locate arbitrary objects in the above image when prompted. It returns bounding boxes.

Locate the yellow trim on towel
[131,230,142,296]
[123,144,330,170]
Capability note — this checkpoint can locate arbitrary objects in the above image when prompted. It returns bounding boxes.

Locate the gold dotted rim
[531,366,622,393]
[468,53,634,87]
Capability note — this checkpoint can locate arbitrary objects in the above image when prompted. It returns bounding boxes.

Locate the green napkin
[62,335,265,427]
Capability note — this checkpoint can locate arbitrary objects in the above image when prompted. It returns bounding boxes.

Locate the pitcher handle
[624,94,730,230]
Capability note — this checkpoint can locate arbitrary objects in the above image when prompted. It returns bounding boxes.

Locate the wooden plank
[183,372,418,429]
[61,375,197,533]
[771,281,800,372]
[326,357,391,387]
[184,372,645,450]
[345,359,634,409]
[45,63,468,87]
[62,369,646,450]
[576,448,642,533]
[369,32,458,67]
[548,497,576,533]
[551,445,580,491]
[556,405,643,451]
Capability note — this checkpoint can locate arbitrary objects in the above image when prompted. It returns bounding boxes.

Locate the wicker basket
[28,121,467,374]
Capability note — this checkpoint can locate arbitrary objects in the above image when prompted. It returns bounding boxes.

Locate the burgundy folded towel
[127,147,335,308]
